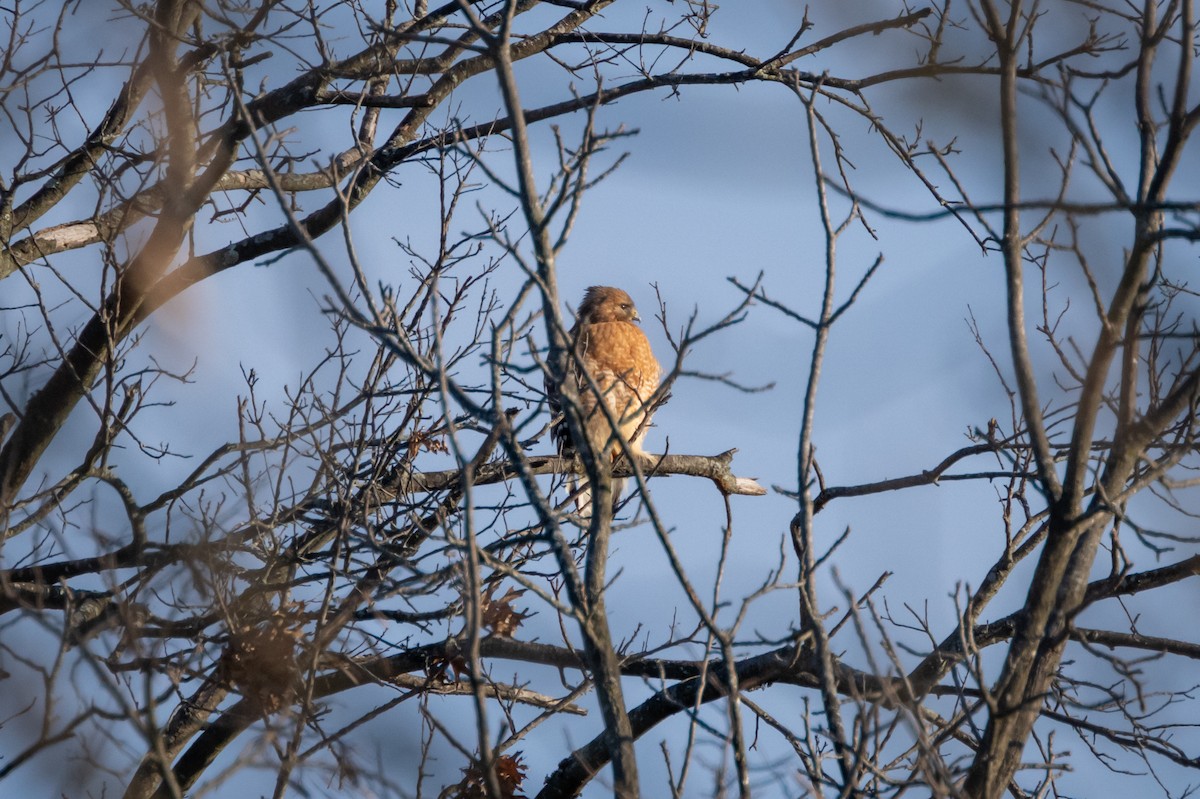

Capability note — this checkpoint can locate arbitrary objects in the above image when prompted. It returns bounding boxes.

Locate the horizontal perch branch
[383,449,767,498]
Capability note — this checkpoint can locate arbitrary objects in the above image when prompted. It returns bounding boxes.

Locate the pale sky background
[3,2,1199,796]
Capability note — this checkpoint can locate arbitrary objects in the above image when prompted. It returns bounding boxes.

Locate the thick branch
[382,450,766,498]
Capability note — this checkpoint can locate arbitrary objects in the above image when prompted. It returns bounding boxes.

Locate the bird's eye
[620,303,631,310]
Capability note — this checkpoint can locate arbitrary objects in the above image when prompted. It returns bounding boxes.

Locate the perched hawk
[549,286,662,515]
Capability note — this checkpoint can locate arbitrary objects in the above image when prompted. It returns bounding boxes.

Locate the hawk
[548,286,662,516]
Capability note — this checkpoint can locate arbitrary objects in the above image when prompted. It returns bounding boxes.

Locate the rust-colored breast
[579,321,660,399]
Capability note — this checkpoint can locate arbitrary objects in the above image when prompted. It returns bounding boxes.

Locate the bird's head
[578,285,641,324]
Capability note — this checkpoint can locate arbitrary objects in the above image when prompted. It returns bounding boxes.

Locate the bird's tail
[566,475,592,518]
[565,473,625,521]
